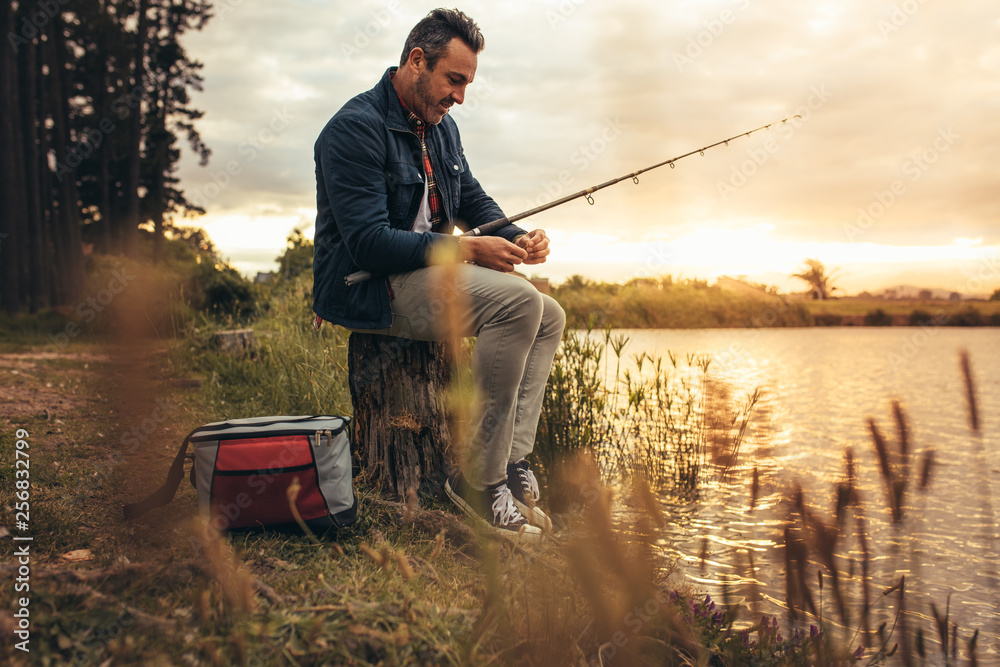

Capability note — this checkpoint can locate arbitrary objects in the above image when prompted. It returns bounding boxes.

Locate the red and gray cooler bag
[124,415,357,531]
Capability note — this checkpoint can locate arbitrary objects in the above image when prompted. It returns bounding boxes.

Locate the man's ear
[404,46,426,74]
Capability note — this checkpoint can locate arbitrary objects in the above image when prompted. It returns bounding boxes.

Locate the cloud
[174,0,1000,293]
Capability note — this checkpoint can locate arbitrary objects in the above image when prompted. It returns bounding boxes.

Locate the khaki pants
[351,264,565,488]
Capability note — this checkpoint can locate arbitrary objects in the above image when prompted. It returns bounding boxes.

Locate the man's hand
[459,236,528,273]
[515,229,550,265]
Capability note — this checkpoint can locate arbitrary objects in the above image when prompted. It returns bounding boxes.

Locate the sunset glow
[176,1,1000,297]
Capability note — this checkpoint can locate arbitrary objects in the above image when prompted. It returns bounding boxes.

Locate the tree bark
[123,0,148,258]
[95,37,114,255]
[19,35,45,313]
[0,0,20,315]
[348,333,454,501]
[47,12,85,305]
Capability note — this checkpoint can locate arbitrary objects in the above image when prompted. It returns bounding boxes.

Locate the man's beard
[415,71,448,124]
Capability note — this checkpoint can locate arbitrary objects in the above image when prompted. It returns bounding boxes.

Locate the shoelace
[518,467,540,502]
[491,484,524,526]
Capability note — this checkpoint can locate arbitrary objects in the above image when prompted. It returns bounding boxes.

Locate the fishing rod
[345,115,801,286]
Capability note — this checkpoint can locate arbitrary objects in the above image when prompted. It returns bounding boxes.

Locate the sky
[174,0,1000,296]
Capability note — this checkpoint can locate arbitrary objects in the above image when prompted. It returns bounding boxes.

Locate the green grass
[553,277,813,329]
[799,296,1000,320]
[1,274,886,666]
[550,276,1000,328]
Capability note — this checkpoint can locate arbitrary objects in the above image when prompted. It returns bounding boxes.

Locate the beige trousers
[351,264,565,488]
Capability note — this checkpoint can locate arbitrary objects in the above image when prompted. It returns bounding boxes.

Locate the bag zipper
[189,421,347,444]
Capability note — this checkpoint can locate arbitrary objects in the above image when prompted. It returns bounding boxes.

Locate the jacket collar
[378,67,414,134]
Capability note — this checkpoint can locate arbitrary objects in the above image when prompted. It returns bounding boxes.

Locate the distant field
[797,297,1000,322]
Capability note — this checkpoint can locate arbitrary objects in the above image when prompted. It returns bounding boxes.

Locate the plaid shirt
[391,75,444,231]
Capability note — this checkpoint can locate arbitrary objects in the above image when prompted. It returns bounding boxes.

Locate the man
[313,9,565,541]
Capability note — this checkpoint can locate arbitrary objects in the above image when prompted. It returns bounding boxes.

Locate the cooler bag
[124,415,357,531]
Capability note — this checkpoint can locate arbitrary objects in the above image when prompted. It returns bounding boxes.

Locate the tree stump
[215,329,257,355]
[348,333,453,501]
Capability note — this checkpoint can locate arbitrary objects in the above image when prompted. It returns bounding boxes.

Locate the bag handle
[122,427,198,521]
[122,416,348,520]
[187,415,345,441]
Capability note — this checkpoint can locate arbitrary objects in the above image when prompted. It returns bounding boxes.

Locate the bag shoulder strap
[122,416,348,520]
[122,427,198,521]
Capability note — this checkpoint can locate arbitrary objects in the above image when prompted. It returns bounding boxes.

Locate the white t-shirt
[411,179,432,234]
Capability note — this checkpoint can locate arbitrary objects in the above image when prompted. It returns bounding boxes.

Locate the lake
[598,327,1000,658]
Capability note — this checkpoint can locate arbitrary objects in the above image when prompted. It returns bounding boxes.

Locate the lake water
[599,327,1000,658]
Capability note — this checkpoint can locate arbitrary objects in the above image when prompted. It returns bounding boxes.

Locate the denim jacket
[312,67,526,329]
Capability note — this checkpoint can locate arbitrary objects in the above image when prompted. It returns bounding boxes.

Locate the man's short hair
[399,8,485,70]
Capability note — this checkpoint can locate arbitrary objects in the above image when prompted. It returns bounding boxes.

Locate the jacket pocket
[437,149,466,219]
[442,149,466,177]
[385,161,424,229]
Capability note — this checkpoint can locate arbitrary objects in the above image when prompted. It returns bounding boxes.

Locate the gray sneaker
[445,472,542,542]
[506,459,552,532]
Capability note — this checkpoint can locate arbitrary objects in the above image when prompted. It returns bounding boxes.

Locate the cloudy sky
[174,0,1000,295]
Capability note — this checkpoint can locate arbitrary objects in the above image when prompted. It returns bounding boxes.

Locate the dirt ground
[0,350,112,420]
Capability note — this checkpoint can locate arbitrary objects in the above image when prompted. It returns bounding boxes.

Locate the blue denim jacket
[312,67,526,329]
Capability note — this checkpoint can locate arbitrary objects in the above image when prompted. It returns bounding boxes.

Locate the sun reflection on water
[601,327,1000,657]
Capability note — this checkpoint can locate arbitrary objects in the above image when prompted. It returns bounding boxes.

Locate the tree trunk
[95,46,113,254]
[0,0,20,314]
[123,0,148,258]
[4,3,31,313]
[36,32,54,308]
[348,333,454,501]
[19,35,45,313]
[47,12,85,305]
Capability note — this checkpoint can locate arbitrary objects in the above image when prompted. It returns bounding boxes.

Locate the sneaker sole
[445,479,543,543]
[511,497,553,532]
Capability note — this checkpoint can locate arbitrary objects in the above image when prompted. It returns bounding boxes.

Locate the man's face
[411,37,477,125]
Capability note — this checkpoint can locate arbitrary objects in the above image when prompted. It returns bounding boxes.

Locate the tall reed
[535,327,763,497]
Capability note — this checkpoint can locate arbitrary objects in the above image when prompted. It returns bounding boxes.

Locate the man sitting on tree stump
[312,9,565,542]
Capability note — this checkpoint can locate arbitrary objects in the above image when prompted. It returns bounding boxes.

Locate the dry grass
[2,265,992,665]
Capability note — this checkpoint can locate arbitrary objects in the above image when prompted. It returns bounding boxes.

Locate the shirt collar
[389,69,426,135]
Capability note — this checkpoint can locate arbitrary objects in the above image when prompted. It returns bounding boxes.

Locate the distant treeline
[1,0,213,316]
[551,276,1000,329]
[551,276,813,329]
